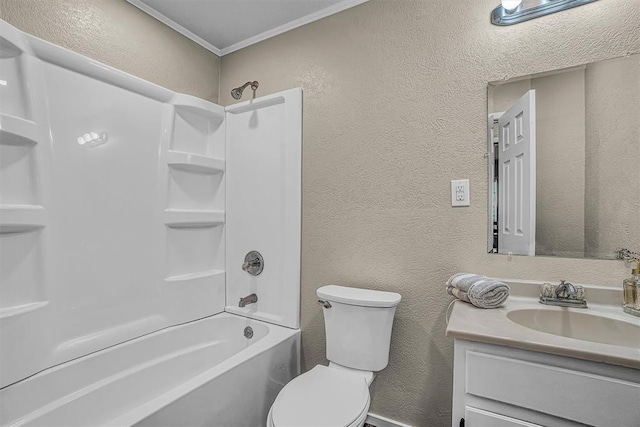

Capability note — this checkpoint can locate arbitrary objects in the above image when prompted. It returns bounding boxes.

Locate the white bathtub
[0,313,300,427]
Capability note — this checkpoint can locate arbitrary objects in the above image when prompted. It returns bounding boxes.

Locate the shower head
[231,81,259,100]
[231,88,243,100]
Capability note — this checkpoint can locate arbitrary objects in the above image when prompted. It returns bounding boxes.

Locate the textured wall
[0,0,219,102]
[219,1,639,425]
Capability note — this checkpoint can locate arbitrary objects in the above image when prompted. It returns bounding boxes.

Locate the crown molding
[127,0,370,57]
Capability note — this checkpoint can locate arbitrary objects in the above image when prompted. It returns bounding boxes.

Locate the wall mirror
[487,54,639,260]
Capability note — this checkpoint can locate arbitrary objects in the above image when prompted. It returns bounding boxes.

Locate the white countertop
[445,279,640,369]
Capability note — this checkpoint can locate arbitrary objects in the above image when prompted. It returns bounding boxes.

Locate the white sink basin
[507,308,640,348]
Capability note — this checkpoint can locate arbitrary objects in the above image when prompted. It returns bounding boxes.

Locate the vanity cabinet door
[465,350,640,426]
[452,339,640,427]
[464,407,543,427]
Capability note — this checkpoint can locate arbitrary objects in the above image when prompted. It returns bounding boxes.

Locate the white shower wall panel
[225,90,302,329]
[0,140,38,204]
[1,22,302,391]
[0,49,29,119]
[40,62,169,363]
[0,22,227,387]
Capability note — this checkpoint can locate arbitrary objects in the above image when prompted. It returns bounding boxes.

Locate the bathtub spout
[239,293,258,308]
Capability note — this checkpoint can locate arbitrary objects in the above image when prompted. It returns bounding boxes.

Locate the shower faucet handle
[242,251,264,276]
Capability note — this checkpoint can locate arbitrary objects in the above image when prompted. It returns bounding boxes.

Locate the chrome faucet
[555,280,577,298]
[539,280,587,308]
[239,293,258,308]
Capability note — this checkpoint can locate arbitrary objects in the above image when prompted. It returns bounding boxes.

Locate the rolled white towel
[446,273,509,309]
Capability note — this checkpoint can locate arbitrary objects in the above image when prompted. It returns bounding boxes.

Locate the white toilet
[267,285,401,427]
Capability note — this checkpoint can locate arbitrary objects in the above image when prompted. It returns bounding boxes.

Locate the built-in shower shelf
[172,94,225,122]
[164,209,224,228]
[0,36,23,58]
[0,301,49,320]
[164,269,224,283]
[166,151,225,174]
[0,204,46,233]
[0,115,39,145]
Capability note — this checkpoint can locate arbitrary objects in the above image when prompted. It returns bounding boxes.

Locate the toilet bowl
[267,365,371,427]
[267,285,401,427]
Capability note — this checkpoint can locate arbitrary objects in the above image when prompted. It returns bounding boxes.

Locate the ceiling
[127,0,369,56]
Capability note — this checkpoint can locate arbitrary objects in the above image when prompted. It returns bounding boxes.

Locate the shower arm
[238,81,259,92]
[231,81,259,100]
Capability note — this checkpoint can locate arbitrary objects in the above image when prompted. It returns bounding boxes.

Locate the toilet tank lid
[317,285,401,308]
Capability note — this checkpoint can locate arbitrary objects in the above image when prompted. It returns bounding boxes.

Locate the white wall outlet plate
[451,179,470,207]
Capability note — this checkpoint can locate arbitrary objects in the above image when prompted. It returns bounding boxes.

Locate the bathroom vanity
[446,280,640,427]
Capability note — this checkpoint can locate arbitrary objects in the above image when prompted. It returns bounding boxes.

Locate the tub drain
[244,326,254,339]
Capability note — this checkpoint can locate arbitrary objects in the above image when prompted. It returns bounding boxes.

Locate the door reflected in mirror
[487,54,639,260]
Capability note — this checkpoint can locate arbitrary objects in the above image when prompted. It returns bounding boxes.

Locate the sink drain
[244,326,253,339]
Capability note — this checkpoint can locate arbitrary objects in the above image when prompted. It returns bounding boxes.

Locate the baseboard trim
[365,413,414,427]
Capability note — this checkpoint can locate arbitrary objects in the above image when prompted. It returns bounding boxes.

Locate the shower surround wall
[0,23,226,388]
[225,94,302,329]
[0,21,302,405]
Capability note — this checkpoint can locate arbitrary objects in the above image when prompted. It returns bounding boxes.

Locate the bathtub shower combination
[0,21,302,426]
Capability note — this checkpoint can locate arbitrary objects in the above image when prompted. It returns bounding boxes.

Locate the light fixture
[492,0,599,26]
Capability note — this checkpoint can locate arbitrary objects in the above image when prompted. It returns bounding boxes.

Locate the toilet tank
[317,285,401,372]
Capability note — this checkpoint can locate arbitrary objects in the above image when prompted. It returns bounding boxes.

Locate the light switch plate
[451,179,470,207]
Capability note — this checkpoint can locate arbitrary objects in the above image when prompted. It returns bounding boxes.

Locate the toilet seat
[268,365,371,427]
